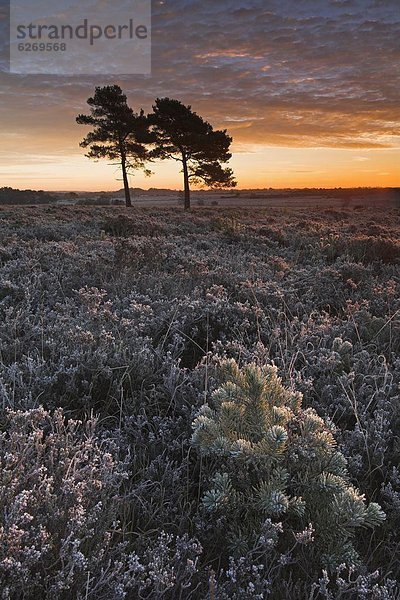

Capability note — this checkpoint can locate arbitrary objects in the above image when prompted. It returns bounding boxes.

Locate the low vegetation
[0,204,399,598]
[0,187,56,205]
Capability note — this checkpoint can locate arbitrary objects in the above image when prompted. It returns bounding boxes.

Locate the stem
[120,141,132,208]
[182,153,191,210]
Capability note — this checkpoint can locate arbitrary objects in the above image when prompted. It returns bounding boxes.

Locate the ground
[0,200,399,598]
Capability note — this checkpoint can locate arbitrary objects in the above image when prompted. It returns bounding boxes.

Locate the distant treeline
[235,187,400,199]
[0,187,57,205]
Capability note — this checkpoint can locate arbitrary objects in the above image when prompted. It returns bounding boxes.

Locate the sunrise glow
[1,0,399,190]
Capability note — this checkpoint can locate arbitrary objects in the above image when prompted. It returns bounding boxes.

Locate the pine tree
[149,98,236,210]
[192,360,385,570]
[77,85,151,207]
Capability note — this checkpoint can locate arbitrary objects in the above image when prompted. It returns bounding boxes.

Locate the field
[0,202,399,598]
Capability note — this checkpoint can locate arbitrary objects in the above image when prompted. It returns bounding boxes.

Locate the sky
[0,0,399,191]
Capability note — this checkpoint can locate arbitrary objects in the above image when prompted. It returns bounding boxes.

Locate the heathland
[0,200,399,598]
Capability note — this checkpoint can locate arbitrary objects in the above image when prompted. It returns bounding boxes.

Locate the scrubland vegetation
[0,203,399,598]
[0,187,56,205]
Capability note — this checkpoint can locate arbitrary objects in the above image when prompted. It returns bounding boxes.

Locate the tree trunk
[121,156,132,208]
[182,156,190,210]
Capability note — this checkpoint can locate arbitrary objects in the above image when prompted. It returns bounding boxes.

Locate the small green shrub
[192,360,385,571]
[214,217,244,239]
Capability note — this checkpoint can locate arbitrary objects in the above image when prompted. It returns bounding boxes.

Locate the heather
[0,203,399,598]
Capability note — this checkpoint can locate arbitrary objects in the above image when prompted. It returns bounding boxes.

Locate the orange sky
[1,145,399,191]
[1,0,399,191]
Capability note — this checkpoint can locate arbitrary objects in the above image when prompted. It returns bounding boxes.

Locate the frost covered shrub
[0,284,158,414]
[213,216,244,240]
[192,360,385,572]
[0,407,128,597]
[308,566,398,600]
[1,204,400,596]
[217,559,398,600]
[102,214,164,237]
[344,236,400,265]
[257,225,287,246]
[0,407,203,600]
[120,362,204,535]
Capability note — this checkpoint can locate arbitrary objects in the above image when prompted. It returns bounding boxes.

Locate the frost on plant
[192,360,385,569]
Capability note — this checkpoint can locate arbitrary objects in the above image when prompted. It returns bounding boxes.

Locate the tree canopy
[149,98,236,209]
[77,89,236,209]
[76,85,151,207]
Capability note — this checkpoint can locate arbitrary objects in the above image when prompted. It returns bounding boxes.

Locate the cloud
[0,0,399,164]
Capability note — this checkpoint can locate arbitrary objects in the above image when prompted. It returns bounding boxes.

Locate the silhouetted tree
[149,98,236,209]
[76,85,150,207]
